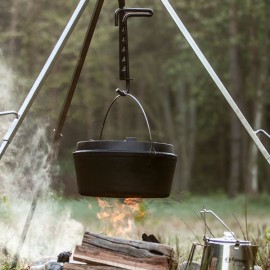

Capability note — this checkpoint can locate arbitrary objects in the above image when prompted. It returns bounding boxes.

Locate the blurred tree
[228,0,242,198]
[245,0,270,195]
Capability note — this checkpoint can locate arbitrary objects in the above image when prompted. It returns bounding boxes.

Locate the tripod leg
[161,0,270,164]
[0,0,90,160]
[51,0,105,156]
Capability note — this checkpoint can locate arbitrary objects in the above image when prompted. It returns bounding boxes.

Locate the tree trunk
[246,1,270,196]
[246,7,260,195]
[228,0,242,197]
[246,108,261,195]
[175,82,196,193]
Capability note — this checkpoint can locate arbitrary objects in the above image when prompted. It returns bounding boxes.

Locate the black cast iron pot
[73,137,177,198]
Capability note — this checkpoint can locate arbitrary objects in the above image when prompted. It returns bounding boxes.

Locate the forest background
[0,0,270,198]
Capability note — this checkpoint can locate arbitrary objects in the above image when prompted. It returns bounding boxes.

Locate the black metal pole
[10,0,104,267]
[51,0,105,158]
[118,0,125,9]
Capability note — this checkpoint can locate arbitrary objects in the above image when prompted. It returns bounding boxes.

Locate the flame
[96,197,146,239]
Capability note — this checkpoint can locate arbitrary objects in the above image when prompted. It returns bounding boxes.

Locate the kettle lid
[206,231,251,245]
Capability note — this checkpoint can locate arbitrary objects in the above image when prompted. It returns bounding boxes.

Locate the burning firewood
[69,232,177,270]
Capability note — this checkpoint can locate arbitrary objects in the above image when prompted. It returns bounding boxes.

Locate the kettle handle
[201,209,240,245]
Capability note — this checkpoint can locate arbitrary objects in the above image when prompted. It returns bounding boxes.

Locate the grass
[0,193,269,269]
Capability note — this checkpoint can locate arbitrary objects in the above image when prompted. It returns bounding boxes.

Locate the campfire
[62,198,176,270]
[96,198,146,239]
[26,198,177,270]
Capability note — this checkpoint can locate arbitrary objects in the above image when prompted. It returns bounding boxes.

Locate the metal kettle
[185,210,258,270]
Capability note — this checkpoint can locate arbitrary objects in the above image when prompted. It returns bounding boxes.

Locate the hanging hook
[114,6,153,93]
[122,10,153,22]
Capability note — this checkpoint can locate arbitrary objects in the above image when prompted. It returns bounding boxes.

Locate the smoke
[0,52,84,261]
[0,52,15,141]
[0,50,51,197]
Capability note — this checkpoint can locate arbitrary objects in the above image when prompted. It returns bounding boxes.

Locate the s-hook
[115,3,153,94]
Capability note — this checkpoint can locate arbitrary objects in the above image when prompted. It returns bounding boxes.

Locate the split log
[73,232,176,270]
[63,263,125,270]
[73,245,169,270]
[82,232,173,258]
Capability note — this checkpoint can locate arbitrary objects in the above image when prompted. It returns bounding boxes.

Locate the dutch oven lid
[75,137,176,156]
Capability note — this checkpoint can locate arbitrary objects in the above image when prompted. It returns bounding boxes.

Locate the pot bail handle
[99,89,154,152]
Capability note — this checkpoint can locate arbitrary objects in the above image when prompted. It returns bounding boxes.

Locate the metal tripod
[0,0,269,267]
[0,0,269,163]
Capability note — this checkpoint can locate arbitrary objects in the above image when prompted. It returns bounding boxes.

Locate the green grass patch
[0,194,269,268]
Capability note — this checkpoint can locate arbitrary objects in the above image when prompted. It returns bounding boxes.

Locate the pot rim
[205,237,252,245]
[75,138,176,155]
